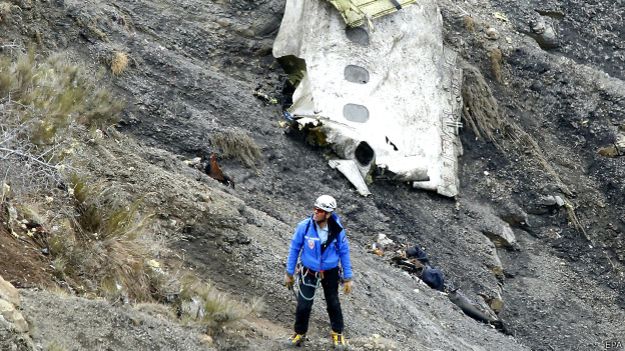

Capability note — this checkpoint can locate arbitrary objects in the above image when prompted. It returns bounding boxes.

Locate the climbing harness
[294,264,323,301]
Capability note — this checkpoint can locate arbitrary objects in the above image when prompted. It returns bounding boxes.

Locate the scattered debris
[204,153,235,189]
[539,195,565,207]
[329,159,371,196]
[493,12,509,22]
[253,90,278,105]
[448,289,503,330]
[369,240,506,330]
[184,153,235,188]
[326,0,419,27]
[376,233,394,249]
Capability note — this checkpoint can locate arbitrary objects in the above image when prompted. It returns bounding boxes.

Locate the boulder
[0,299,29,333]
[528,15,559,49]
[496,199,530,228]
[0,276,32,351]
[464,202,518,248]
[0,276,20,307]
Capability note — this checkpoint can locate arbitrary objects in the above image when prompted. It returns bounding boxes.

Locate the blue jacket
[286,213,353,279]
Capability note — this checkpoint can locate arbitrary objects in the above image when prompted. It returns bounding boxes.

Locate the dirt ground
[0,227,54,289]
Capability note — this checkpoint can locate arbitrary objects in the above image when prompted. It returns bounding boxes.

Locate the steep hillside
[1,0,624,350]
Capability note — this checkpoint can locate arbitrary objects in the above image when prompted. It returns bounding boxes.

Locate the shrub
[49,175,160,302]
[488,47,503,83]
[110,51,129,75]
[178,274,264,333]
[0,51,123,197]
[463,15,476,32]
[211,128,261,168]
[1,52,123,137]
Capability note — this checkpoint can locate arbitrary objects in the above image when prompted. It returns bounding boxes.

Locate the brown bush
[488,47,503,83]
[178,274,265,333]
[111,51,129,75]
[49,175,160,302]
[463,16,476,32]
[211,128,262,168]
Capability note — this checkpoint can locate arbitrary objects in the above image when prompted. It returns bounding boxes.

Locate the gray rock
[485,27,500,40]
[538,195,557,206]
[0,318,34,351]
[482,223,517,248]
[528,16,559,49]
[496,199,530,228]
[0,300,29,333]
[0,276,20,307]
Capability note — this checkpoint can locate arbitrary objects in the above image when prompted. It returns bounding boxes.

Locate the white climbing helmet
[314,195,337,212]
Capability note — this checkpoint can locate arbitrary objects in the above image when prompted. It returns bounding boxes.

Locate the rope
[294,267,322,301]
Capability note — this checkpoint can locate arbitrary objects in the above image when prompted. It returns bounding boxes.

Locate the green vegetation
[0,52,154,302]
[49,175,158,302]
[0,51,122,145]
[0,51,261,332]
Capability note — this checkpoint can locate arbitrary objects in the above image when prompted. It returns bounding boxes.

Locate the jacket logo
[308,239,315,250]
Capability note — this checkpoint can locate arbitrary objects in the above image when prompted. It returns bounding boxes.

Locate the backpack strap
[321,216,342,253]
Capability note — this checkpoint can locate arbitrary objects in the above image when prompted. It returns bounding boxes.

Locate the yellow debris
[493,12,509,22]
[147,259,161,269]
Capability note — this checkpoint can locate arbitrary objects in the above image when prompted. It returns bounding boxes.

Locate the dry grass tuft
[0,51,123,144]
[462,62,573,198]
[48,175,161,302]
[111,51,129,75]
[463,15,476,32]
[461,64,505,142]
[488,47,503,83]
[87,23,109,42]
[462,63,585,239]
[564,201,590,241]
[178,274,265,333]
[211,128,262,168]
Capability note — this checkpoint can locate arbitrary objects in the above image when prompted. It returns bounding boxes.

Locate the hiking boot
[288,333,306,347]
[331,331,347,350]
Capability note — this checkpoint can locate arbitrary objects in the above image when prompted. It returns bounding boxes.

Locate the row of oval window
[343,27,370,123]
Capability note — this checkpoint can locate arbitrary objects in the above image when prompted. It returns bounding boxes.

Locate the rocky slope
[1,0,625,350]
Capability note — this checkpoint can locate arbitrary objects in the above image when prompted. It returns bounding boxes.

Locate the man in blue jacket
[285,195,353,349]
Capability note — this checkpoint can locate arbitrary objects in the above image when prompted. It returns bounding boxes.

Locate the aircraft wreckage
[273,0,463,197]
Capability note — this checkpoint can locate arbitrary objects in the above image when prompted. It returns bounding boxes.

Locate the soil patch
[0,227,54,288]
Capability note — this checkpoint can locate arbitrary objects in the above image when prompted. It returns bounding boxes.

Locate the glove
[285,273,295,290]
[343,280,353,294]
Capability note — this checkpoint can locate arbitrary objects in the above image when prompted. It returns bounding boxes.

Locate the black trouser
[294,266,344,334]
